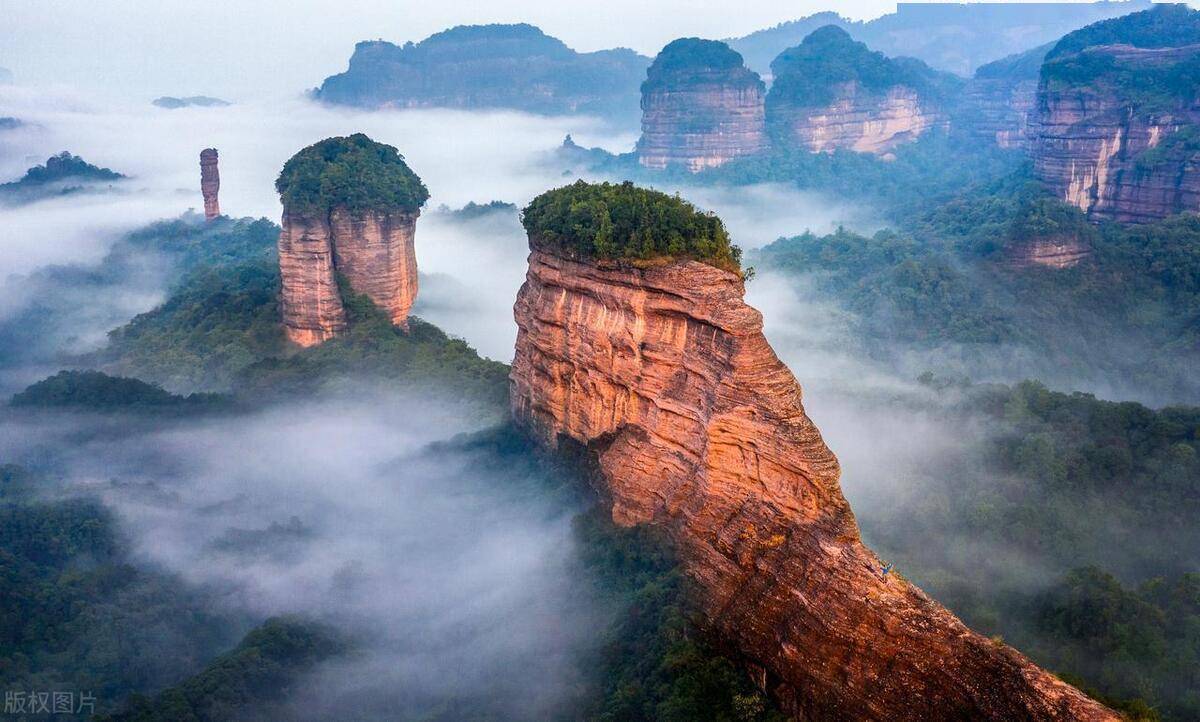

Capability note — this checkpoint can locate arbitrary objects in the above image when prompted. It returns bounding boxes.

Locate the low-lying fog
[0,391,602,718]
[0,84,879,364]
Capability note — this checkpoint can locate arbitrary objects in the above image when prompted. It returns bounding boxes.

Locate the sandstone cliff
[1033,6,1200,223]
[766,27,954,158]
[509,245,1116,719]
[275,135,427,346]
[200,148,220,221]
[956,44,1049,150]
[637,39,766,172]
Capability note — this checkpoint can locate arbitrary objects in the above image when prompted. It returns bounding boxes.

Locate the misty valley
[1,2,1199,721]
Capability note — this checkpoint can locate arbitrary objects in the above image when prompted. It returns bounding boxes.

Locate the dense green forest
[641,38,762,92]
[98,618,345,722]
[767,25,958,109]
[9,370,228,412]
[522,180,743,273]
[0,486,256,716]
[275,134,429,215]
[0,213,278,372]
[850,379,1200,719]
[753,175,1200,405]
[0,152,126,205]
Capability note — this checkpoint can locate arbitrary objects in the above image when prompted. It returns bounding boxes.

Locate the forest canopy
[275,134,429,215]
[768,25,957,107]
[521,180,743,273]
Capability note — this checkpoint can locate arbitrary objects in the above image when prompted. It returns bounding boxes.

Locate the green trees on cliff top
[768,25,957,108]
[275,133,429,216]
[641,38,762,92]
[521,180,743,274]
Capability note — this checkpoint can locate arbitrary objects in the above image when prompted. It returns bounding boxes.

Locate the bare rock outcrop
[200,148,220,221]
[1005,235,1092,269]
[637,39,766,172]
[509,184,1115,720]
[275,134,427,346]
[955,44,1049,150]
[1033,6,1200,223]
[766,27,953,158]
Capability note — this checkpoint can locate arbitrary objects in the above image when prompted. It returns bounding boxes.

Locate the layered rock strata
[509,247,1116,720]
[278,208,419,346]
[200,148,220,220]
[275,135,426,347]
[637,39,766,172]
[770,82,944,157]
[765,27,951,158]
[960,78,1038,150]
[1034,41,1200,223]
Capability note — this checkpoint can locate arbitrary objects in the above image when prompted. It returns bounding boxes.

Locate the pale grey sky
[0,0,1155,100]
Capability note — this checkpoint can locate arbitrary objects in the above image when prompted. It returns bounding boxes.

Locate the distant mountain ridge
[728,1,1154,78]
[314,23,649,122]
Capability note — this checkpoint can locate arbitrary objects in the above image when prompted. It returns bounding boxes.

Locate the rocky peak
[1033,5,1200,222]
[636,38,766,172]
[199,148,220,221]
[765,26,955,157]
[275,134,428,346]
[509,181,1117,720]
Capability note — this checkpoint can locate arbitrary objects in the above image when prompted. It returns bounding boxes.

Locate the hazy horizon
[0,0,1170,100]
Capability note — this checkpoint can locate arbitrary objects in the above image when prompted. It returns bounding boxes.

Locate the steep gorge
[509,230,1116,719]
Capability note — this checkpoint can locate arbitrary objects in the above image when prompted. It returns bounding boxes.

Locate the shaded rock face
[278,208,419,346]
[960,78,1039,149]
[1034,44,1200,223]
[509,247,1117,721]
[199,148,220,221]
[637,41,766,172]
[769,81,944,157]
[1005,235,1092,269]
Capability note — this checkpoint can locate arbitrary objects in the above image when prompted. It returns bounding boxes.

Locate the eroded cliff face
[638,81,766,172]
[278,208,419,346]
[510,247,1117,720]
[959,78,1038,149]
[769,82,944,158]
[1034,44,1200,223]
[200,148,220,220]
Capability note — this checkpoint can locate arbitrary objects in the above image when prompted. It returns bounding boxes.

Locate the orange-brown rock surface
[200,148,220,220]
[509,246,1117,720]
[637,39,766,172]
[275,134,427,346]
[278,208,419,346]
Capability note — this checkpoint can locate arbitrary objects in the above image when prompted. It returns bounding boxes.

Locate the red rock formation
[278,208,420,346]
[1034,43,1200,223]
[770,82,945,158]
[637,39,766,172]
[199,148,220,220]
[509,246,1117,720]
